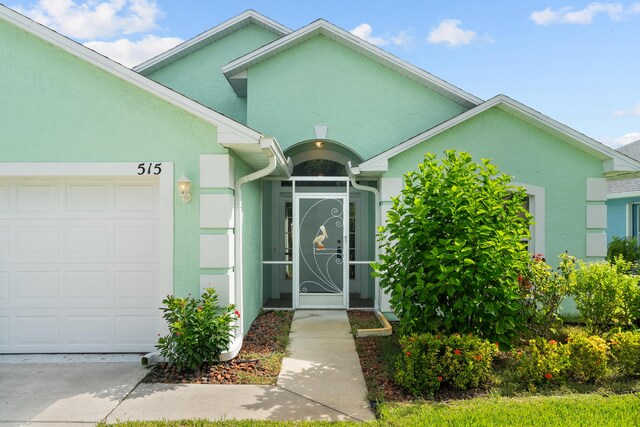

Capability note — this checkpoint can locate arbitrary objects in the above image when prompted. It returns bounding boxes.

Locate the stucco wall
[384,107,603,264]
[0,17,226,297]
[607,197,634,241]
[146,24,280,125]
[246,35,469,158]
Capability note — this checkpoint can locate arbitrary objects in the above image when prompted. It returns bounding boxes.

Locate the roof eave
[221,20,482,108]
[358,95,640,177]
[134,10,291,75]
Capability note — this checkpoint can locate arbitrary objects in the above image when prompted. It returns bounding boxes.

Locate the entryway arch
[262,140,375,309]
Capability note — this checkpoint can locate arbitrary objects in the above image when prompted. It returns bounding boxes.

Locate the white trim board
[513,182,545,256]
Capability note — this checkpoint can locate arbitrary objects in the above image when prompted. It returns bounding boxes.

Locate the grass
[102,393,640,426]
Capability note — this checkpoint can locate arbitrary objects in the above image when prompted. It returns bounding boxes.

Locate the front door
[294,193,348,308]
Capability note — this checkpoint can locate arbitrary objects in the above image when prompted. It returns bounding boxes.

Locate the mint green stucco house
[2,6,640,355]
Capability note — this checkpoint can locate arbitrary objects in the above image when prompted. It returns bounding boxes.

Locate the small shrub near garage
[395,333,497,397]
[566,332,609,383]
[609,330,640,377]
[156,288,239,374]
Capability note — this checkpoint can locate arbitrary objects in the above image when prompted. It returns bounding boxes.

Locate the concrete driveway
[0,354,147,426]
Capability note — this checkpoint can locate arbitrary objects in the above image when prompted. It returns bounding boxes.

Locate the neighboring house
[607,139,640,243]
[2,6,640,355]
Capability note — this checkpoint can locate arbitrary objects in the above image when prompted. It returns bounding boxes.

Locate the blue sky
[8,1,640,148]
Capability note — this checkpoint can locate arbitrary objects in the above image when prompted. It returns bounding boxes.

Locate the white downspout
[220,139,277,361]
[346,161,382,310]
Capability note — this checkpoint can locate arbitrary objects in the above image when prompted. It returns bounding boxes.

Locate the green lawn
[104,393,640,426]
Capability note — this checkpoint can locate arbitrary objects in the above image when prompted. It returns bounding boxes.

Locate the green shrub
[570,258,640,334]
[156,288,239,373]
[609,330,640,376]
[374,151,531,347]
[520,253,575,339]
[566,332,609,382]
[395,333,497,396]
[513,338,570,388]
[607,236,640,265]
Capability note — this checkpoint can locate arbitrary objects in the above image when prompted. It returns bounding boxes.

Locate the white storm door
[294,194,348,308]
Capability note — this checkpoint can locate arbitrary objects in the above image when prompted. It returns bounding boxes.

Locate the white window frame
[512,182,545,256]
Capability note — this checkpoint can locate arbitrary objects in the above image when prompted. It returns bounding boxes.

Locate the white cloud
[84,35,182,67]
[350,23,388,46]
[427,19,477,47]
[14,0,162,40]
[605,132,640,148]
[613,103,640,117]
[350,23,413,47]
[390,30,414,47]
[530,2,638,25]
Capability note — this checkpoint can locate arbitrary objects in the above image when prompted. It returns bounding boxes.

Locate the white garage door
[0,177,165,353]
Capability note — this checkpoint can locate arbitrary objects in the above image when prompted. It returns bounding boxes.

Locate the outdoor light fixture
[314,140,324,148]
[177,175,192,203]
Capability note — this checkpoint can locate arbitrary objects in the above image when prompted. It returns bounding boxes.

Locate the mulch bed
[144,310,293,384]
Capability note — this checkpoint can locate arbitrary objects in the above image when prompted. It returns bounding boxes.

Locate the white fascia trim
[222,20,482,108]
[359,95,640,175]
[134,10,291,74]
[0,5,263,145]
[607,191,640,200]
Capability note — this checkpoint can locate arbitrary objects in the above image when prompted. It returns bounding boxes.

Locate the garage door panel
[1,176,165,353]
[115,183,158,212]
[66,225,108,256]
[15,315,59,346]
[16,184,60,212]
[66,183,110,212]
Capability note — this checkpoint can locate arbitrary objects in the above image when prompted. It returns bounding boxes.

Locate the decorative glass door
[294,194,348,308]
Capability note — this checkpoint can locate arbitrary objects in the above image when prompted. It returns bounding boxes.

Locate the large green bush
[570,258,640,334]
[566,332,609,383]
[513,338,571,388]
[373,151,531,346]
[156,288,239,374]
[609,330,640,376]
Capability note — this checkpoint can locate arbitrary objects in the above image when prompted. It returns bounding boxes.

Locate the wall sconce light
[177,175,192,203]
[314,140,324,148]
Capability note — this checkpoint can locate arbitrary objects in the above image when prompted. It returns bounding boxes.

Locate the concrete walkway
[108,310,375,422]
[1,310,375,424]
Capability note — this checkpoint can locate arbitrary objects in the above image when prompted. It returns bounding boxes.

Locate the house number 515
[137,163,162,175]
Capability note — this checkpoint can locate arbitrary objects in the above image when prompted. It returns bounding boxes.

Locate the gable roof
[134,10,291,75]
[608,139,640,196]
[0,4,291,174]
[221,19,482,107]
[358,95,640,178]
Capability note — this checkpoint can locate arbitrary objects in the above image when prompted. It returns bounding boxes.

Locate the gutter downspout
[220,137,277,361]
[346,162,383,308]
[347,162,391,336]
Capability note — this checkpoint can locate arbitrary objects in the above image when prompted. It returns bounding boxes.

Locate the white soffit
[222,19,482,107]
[358,95,640,177]
[134,10,291,75]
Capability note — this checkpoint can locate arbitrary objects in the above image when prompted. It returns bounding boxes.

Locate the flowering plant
[156,288,239,374]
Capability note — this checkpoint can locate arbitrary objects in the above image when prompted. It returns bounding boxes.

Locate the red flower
[405,351,412,357]
[234,310,241,318]
[544,373,553,380]
[437,376,443,382]
[474,354,482,360]
[454,349,462,356]
[548,340,557,345]
[518,275,522,283]
[408,337,415,342]
[197,306,203,311]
